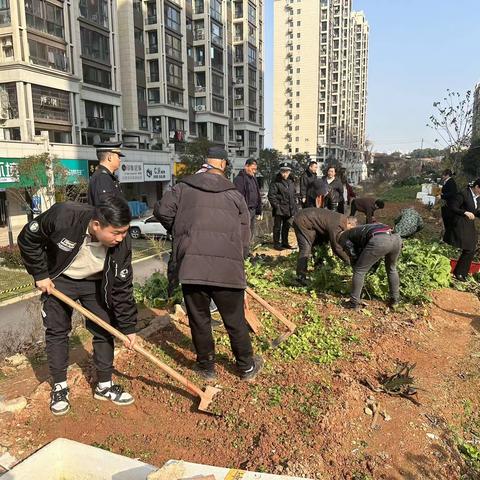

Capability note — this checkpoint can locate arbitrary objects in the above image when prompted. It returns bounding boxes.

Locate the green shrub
[134,272,183,308]
[0,245,24,269]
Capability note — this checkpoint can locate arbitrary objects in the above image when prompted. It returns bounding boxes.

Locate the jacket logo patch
[29,221,39,233]
[57,238,77,252]
[119,268,129,280]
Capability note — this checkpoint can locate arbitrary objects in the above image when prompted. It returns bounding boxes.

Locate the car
[129,215,168,239]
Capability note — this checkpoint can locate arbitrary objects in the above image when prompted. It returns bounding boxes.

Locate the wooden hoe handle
[51,288,205,398]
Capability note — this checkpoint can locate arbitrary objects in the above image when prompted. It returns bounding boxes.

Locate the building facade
[0,0,264,163]
[472,82,480,144]
[273,0,368,183]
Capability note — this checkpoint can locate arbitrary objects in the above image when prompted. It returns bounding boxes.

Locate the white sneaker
[50,384,70,416]
[94,383,134,406]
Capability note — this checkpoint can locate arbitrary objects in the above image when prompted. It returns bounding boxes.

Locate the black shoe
[281,244,295,249]
[343,299,361,311]
[50,384,70,416]
[273,244,283,251]
[192,363,217,382]
[387,298,400,309]
[295,276,309,287]
[239,355,264,381]
[454,274,467,282]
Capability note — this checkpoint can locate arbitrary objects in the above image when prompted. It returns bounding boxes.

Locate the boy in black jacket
[18,195,137,416]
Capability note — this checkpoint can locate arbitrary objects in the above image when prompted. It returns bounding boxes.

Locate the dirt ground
[1,196,479,479]
[0,284,479,479]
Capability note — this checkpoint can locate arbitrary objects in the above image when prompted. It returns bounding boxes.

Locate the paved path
[0,253,169,350]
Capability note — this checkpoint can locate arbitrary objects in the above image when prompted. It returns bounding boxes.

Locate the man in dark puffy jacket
[293,209,356,285]
[300,161,318,208]
[268,162,298,250]
[17,195,137,416]
[339,223,402,309]
[234,159,262,243]
[155,147,263,382]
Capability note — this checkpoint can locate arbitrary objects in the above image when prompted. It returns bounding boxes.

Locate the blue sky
[263,0,480,153]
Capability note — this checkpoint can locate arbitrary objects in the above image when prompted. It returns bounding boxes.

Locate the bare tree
[428,89,473,173]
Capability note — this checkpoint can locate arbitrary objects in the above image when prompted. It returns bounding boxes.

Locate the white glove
[256,214,263,221]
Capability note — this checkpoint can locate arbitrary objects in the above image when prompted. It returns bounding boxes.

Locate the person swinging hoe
[18,194,137,416]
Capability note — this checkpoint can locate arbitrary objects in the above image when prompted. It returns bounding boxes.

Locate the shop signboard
[143,164,171,182]
[0,159,19,188]
[59,160,89,184]
[118,162,144,183]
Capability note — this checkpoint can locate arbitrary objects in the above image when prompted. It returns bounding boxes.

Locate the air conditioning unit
[194,104,206,112]
[0,111,8,121]
[2,39,13,48]
[235,95,242,100]
[195,85,205,92]
[234,117,243,121]
[236,77,243,84]
[236,135,242,140]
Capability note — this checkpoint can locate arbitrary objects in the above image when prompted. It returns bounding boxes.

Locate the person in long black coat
[299,161,318,208]
[440,169,458,244]
[268,163,298,250]
[447,179,480,280]
[321,166,343,212]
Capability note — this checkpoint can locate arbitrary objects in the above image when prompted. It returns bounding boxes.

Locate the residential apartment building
[0,0,264,238]
[0,0,263,160]
[273,0,368,183]
[472,82,480,144]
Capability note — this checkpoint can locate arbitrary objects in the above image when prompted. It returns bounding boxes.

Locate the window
[147,31,158,53]
[248,3,256,23]
[248,68,256,87]
[151,116,161,132]
[194,0,204,14]
[211,46,223,70]
[248,87,256,108]
[167,89,183,107]
[194,45,205,66]
[234,1,242,18]
[28,39,68,72]
[165,32,181,60]
[0,83,18,119]
[0,0,10,25]
[32,84,70,122]
[212,97,223,113]
[139,115,148,130]
[148,88,160,103]
[211,73,223,96]
[296,21,300,26]
[79,0,108,27]
[135,57,144,71]
[83,64,111,88]
[145,1,156,24]
[149,60,159,82]
[297,32,300,38]
[80,27,110,63]
[212,123,223,142]
[25,0,64,38]
[211,21,223,46]
[248,24,256,43]
[166,61,182,87]
[247,46,256,66]
[249,109,256,122]
[165,4,180,32]
[234,45,243,62]
[134,27,143,44]
[84,101,114,130]
[210,0,221,22]
[168,117,184,132]
[234,109,244,121]
[249,131,256,147]
[137,86,146,102]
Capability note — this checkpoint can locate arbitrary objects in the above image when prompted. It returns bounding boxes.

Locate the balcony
[149,73,159,82]
[194,60,205,67]
[195,85,206,93]
[212,35,223,47]
[234,76,244,84]
[234,55,243,63]
[86,117,113,130]
[146,45,158,54]
[234,35,243,42]
[193,29,205,40]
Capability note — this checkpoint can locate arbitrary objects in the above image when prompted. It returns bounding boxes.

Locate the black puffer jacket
[154,172,250,289]
[17,202,137,334]
[299,169,317,199]
[268,174,298,217]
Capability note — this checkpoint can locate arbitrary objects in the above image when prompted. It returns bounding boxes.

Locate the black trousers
[41,275,115,384]
[454,249,475,277]
[248,208,256,243]
[294,224,315,277]
[273,215,292,246]
[182,284,253,371]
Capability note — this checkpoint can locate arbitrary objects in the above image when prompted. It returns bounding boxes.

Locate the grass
[380,184,421,202]
[0,268,35,302]
[132,237,171,261]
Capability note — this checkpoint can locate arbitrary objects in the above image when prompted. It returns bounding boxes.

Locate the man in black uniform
[293,209,357,285]
[17,194,137,416]
[88,142,125,206]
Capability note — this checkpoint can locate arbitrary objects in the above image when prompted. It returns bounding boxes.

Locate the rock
[147,461,185,479]
[426,433,439,441]
[138,315,171,339]
[30,382,51,403]
[5,354,29,369]
[382,412,392,422]
[0,397,27,414]
[0,452,17,470]
[364,406,374,416]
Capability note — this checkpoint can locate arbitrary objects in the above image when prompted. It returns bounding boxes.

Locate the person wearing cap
[299,161,318,208]
[338,223,402,310]
[268,162,298,250]
[234,159,262,244]
[154,146,264,382]
[88,142,125,206]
